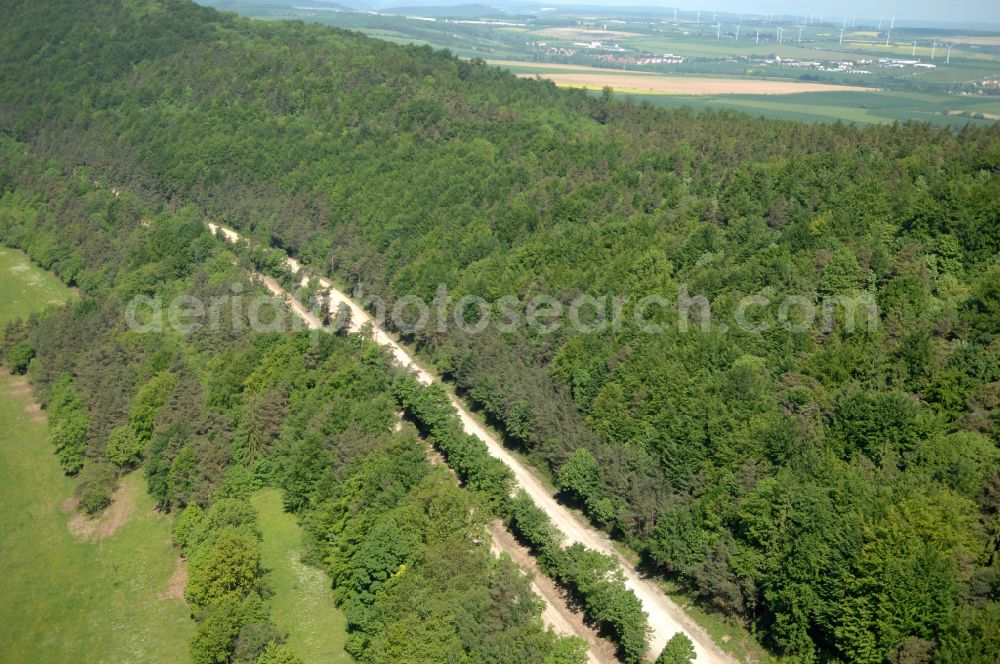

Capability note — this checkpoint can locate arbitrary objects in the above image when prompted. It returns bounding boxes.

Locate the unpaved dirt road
[426,441,614,663]
[489,521,617,664]
[208,222,735,664]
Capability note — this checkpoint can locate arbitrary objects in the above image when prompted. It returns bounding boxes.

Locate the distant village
[528,38,958,77]
[532,40,686,65]
[757,56,937,75]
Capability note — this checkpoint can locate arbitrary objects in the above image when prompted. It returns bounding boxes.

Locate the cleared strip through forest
[206,221,734,664]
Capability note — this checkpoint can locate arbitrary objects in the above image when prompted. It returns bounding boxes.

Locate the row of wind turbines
[667,11,956,63]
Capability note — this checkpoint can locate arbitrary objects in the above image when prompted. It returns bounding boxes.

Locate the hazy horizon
[353,0,1000,28]
[567,1,999,26]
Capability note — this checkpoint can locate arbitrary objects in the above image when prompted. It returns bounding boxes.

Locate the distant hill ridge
[381,3,507,18]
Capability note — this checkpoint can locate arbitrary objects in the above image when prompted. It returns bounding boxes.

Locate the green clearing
[252,489,351,664]
[0,461,193,664]
[0,248,192,663]
[0,246,74,322]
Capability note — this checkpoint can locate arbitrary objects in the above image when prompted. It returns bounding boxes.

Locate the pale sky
[552,1,1000,26]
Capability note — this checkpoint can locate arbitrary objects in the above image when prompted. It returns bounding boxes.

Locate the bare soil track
[208,221,736,663]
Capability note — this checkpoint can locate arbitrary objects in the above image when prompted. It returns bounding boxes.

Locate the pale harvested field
[945,110,1000,121]
[530,27,640,39]
[943,35,1000,46]
[520,72,879,95]
[490,60,878,95]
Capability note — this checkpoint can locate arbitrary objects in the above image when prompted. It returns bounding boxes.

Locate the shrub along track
[206,221,734,664]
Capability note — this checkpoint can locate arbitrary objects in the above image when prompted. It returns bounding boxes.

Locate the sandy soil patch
[522,72,878,95]
[5,375,32,397]
[161,558,188,600]
[530,27,639,40]
[3,373,44,421]
[24,401,45,423]
[943,36,1000,46]
[68,476,138,541]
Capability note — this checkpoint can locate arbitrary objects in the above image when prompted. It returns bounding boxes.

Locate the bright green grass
[0,246,74,323]
[0,247,192,663]
[252,489,352,664]
[0,379,193,663]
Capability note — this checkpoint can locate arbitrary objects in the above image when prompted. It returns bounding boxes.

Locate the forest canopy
[1,0,999,662]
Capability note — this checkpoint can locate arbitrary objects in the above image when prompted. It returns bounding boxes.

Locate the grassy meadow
[0,246,74,321]
[0,247,192,663]
[0,248,352,662]
[252,489,352,664]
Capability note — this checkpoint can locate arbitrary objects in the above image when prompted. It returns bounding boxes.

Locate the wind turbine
[912,40,917,56]
[839,26,846,45]
[931,41,937,59]
[777,26,784,44]
[890,16,895,29]
[716,21,722,40]
[755,28,760,44]
[673,8,677,24]
[735,22,741,41]
[696,10,701,25]
[886,30,891,47]
[798,26,804,43]
[944,42,954,64]
[878,16,883,30]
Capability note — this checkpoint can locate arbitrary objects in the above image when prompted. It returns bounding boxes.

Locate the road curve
[207,221,735,664]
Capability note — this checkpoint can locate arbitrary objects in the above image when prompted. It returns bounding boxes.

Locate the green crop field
[596,88,1000,126]
[252,489,351,664]
[0,249,192,664]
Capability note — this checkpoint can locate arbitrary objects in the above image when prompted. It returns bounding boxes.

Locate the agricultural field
[530,27,641,40]
[495,60,999,125]
[0,249,192,664]
[252,489,352,664]
[493,60,878,94]
[201,0,1000,126]
[611,88,1000,126]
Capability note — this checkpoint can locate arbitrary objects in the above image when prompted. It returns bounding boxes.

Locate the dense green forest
[2,1,999,662]
[0,142,588,663]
